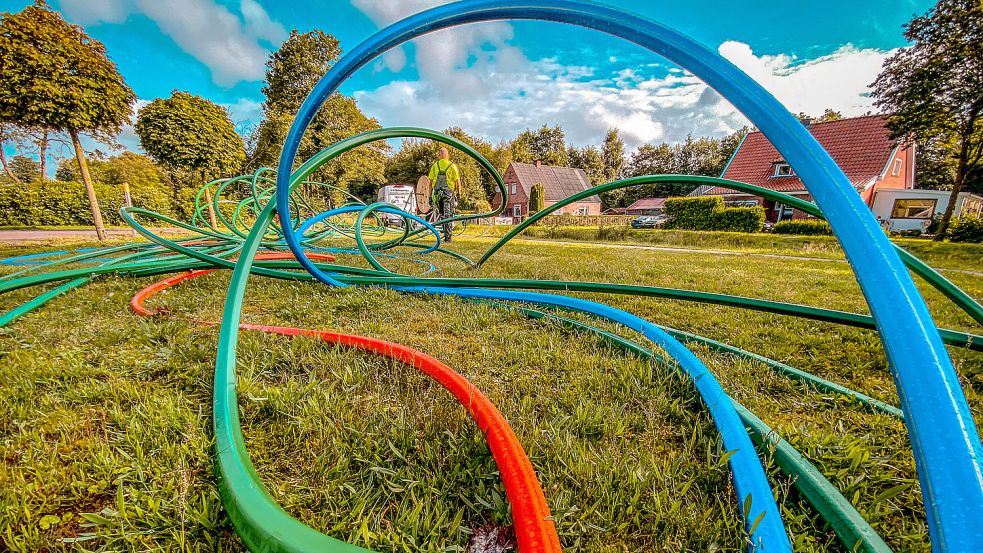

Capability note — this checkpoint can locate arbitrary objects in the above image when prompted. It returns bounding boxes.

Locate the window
[577,206,589,216]
[891,159,903,177]
[775,203,794,221]
[773,163,794,177]
[891,198,936,219]
[513,204,521,218]
[510,183,517,195]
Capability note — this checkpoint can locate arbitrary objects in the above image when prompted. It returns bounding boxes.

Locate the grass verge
[0,236,980,552]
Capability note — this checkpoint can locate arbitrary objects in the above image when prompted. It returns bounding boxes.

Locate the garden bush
[947,215,983,243]
[771,219,833,235]
[663,196,765,233]
[0,179,174,226]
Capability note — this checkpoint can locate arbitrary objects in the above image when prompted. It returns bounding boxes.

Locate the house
[625,197,667,216]
[492,160,602,222]
[692,115,916,223]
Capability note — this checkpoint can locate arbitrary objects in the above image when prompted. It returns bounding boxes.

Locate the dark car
[631,215,663,229]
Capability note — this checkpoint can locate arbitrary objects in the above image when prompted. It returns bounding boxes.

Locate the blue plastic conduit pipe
[274,2,983,549]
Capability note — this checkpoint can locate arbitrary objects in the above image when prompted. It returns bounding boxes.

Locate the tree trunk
[933,139,968,241]
[70,128,106,241]
[38,130,48,181]
[0,138,21,184]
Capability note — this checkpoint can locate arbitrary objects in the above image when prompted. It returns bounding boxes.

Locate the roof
[626,197,667,211]
[509,162,601,203]
[704,115,900,195]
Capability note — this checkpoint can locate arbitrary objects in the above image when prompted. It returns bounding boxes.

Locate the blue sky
[4,0,934,168]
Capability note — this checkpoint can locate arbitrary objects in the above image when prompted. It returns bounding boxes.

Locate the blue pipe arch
[275,1,983,550]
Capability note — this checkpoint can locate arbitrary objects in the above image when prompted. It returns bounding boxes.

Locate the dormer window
[773,162,794,177]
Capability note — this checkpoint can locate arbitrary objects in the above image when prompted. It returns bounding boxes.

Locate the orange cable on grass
[129,253,561,553]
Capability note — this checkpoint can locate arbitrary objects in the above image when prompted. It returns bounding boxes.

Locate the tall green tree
[872,0,983,240]
[135,91,245,178]
[251,30,387,201]
[0,124,24,183]
[55,151,174,216]
[511,125,569,166]
[0,1,136,240]
[8,155,40,183]
[568,145,606,185]
[601,128,626,181]
[529,182,546,213]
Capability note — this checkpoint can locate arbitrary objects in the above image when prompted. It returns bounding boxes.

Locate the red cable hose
[130,253,561,553]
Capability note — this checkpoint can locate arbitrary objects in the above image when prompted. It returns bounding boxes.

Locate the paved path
[0,228,183,242]
[509,237,983,277]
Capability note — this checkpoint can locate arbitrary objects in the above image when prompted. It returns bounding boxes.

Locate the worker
[427,147,462,241]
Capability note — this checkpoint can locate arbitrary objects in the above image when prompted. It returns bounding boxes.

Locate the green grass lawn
[0,235,980,552]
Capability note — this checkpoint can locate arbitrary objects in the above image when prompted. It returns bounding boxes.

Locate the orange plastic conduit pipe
[129,253,561,553]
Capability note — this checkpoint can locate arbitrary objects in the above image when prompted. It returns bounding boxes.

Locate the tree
[384,128,491,211]
[719,127,749,172]
[250,30,387,202]
[601,128,625,181]
[8,155,40,182]
[567,145,606,185]
[0,2,136,240]
[135,91,245,179]
[529,182,545,213]
[0,124,23,183]
[511,125,568,166]
[796,109,844,124]
[872,0,983,240]
[55,151,174,216]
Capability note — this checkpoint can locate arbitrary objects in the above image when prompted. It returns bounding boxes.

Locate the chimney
[535,159,542,168]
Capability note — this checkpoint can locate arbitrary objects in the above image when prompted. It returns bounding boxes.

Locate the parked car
[631,215,664,229]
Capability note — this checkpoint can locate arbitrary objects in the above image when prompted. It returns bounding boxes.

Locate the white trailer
[376,184,418,226]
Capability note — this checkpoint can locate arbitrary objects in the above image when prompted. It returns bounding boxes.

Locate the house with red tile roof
[693,115,915,223]
[492,160,602,222]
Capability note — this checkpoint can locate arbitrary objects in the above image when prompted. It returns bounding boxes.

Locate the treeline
[5,1,978,236]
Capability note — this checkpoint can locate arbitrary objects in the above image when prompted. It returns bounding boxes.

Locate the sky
[3,0,935,171]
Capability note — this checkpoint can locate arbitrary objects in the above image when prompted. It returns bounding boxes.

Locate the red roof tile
[626,197,667,210]
[708,115,898,195]
[511,162,602,203]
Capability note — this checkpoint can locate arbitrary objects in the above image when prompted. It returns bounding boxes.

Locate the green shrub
[529,182,545,213]
[663,196,722,230]
[947,215,983,243]
[0,180,174,226]
[663,196,765,233]
[771,219,833,235]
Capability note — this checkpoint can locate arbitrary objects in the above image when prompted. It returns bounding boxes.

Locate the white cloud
[718,41,891,118]
[349,1,892,150]
[59,0,286,86]
[59,0,129,24]
[352,0,524,104]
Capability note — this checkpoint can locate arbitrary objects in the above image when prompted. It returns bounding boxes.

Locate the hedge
[663,196,765,233]
[0,180,174,227]
[771,219,833,235]
[947,215,983,243]
[536,213,634,227]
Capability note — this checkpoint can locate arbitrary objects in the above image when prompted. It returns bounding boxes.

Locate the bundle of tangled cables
[2,2,981,552]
